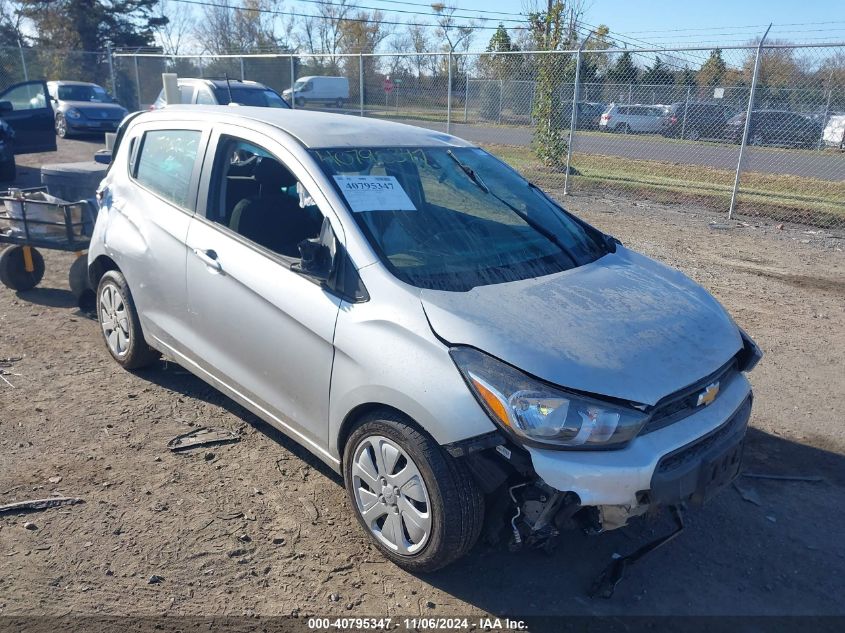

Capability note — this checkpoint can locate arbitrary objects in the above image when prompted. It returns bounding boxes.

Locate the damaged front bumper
[525,371,752,530]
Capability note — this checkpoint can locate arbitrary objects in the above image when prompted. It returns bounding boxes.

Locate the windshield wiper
[446,150,490,193]
[447,150,577,267]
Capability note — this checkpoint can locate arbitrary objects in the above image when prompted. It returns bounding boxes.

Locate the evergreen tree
[606,51,638,84]
[698,48,727,87]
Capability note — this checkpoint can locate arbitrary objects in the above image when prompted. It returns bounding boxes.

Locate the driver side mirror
[297,239,332,281]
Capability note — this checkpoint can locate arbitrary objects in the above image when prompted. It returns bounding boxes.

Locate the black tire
[686,128,701,141]
[68,254,94,308]
[55,113,70,139]
[295,97,306,108]
[616,123,631,134]
[96,269,159,369]
[343,411,484,573]
[335,98,345,108]
[0,246,45,291]
[0,157,15,182]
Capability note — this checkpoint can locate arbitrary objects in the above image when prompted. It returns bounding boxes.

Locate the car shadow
[124,360,845,621]
[137,361,342,484]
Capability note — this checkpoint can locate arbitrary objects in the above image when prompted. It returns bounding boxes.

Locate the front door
[182,129,342,458]
[0,81,56,154]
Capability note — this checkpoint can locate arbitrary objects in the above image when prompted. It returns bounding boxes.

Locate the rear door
[0,81,57,154]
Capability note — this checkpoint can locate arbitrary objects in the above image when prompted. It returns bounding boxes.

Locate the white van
[283,76,350,108]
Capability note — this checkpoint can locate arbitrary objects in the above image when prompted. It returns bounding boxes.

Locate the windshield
[312,146,609,291]
[57,84,111,102]
[212,86,289,108]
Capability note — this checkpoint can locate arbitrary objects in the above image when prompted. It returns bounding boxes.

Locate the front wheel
[295,97,306,108]
[55,113,70,139]
[344,412,484,572]
[96,270,159,369]
[0,246,44,291]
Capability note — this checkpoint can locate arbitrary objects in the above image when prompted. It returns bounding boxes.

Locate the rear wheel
[750,132,765,146]
[0,157,15,182]
[686,127,701,141]
[96,270,159,369]
[295,97,306,108]
[0,246,44,291]
[344,411,484,572]
[616,123,631,134]
[335,98,345,108]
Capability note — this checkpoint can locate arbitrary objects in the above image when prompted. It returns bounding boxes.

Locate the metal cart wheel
[0,245,45,291]
[68,252,94,308]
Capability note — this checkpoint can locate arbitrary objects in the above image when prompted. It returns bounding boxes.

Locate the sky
[284,0,845,50]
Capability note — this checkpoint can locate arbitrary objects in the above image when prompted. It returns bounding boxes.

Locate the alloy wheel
[55,115,66,138]
[99,283,130,357]
[350,435,432,556]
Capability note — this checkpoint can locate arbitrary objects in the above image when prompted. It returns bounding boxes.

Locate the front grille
[641,357,738,435]
[656,395,751,474]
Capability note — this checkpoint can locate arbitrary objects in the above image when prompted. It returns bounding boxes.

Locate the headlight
[450,347,648,449]
[65,108,82,119]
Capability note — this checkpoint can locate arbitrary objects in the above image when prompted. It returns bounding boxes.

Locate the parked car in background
[89,106,761,572]
[822,113,845,149]
[600,104,666,134]
[282,76,349,108]
[661,101,735,140]
[152,78,290,110]
[0,80,57,181]
[47,81,128,138]
[723,110,823,148]
[560,101,606,130]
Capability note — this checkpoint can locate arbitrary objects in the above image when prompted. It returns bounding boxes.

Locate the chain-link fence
[2,41,844,230]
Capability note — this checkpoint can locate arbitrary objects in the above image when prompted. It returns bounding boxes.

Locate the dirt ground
[1,139,844,624]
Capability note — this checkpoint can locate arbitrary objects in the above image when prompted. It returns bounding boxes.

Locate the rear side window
[134,129,202,208]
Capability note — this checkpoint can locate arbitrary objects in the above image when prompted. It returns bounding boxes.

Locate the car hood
[62,101,126,116]
[420,247,742,406]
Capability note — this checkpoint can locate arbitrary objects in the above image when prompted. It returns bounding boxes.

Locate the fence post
[18,39,28,81]
[463,74,469,123]
[290,56,295,109]
[240,56,245,81]
[680,85,691,139]
[446,51,453,134]
[106,43,116,95]
[818,68,834,150]
[564,35,591,196]
[359,53,364,117]
[729,24,771,219]
[134,53,142,110]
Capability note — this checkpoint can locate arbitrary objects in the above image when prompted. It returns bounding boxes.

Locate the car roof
[177,78,268,90]
[48,80,101,87]
[137,106,475,149]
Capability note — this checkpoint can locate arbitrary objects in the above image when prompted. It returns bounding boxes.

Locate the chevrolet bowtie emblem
[697,382,720,407]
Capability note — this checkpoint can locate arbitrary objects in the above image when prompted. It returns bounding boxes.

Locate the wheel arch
[336,402,422,467]
[88,254,120,289]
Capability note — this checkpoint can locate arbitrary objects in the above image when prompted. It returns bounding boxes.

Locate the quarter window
[134,129,202,208]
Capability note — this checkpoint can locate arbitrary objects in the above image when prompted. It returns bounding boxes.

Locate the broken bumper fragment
[526,372,752,523]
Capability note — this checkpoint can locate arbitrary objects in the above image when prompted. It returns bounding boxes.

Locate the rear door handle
[193,248,222,273]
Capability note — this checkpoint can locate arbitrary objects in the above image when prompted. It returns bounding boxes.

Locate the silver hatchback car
[88,107,761,573]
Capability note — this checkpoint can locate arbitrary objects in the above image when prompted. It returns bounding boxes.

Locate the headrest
[254,158,297,190]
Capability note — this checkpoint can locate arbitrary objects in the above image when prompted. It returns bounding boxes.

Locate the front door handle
[193,248,222,273]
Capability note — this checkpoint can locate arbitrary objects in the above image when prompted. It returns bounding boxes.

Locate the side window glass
[210,136,327,260]
[196,89,215,105]
[134,129,202,207]
[178,85,195,104]
[1,83,47,110]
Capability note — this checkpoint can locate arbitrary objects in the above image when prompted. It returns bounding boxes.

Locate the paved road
[386,117,845,182]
